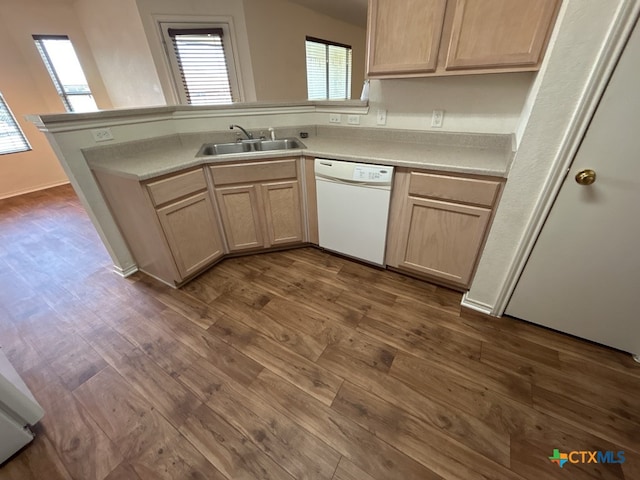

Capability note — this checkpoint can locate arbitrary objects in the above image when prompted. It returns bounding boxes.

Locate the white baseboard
[0,180,71,200]
[112,264,138,278]
[115,265,177,289]
[461,293,496,316]
[140,270,178,289]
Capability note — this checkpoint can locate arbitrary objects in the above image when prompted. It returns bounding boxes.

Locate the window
[33,35,98,113]
[306,37,352,101]
[161,24,240,105]
[0,93,31,155]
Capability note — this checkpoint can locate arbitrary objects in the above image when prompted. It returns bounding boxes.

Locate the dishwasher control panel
[353,166,392,182]
[315,159,394,186]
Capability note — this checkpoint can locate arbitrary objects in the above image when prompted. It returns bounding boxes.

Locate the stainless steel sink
[256,138,306,151]
[196,138,306,157]
[197,141,257,156]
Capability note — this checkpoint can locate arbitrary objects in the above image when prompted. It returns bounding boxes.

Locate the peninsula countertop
[84,126,515,181]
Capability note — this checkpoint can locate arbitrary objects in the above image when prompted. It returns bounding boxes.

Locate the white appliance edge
[0,348,44,464]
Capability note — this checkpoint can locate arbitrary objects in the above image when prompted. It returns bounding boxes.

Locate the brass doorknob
[575,169,596,186]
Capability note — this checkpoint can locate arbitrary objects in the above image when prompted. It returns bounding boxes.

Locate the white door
[506,21,640,356]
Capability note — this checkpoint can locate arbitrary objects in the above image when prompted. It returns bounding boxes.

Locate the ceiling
[286,0,368,28]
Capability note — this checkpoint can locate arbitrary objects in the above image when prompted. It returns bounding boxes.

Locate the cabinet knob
[575,169,596,186]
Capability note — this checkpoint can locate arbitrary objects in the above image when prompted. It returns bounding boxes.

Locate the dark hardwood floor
[0,184,639,480]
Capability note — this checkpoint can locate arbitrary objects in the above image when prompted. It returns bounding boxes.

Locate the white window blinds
[306,37,352,101]
[0,93,30,155]
[306,40,328,100]
[167,28,233,105]
[33,35,98,113]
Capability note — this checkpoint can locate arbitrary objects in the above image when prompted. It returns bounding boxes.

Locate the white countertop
[85,127,514,181]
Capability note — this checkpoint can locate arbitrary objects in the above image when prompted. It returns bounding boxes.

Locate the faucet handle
[268,127,276,141]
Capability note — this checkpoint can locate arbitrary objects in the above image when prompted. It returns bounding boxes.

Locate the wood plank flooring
[1,184,639,479]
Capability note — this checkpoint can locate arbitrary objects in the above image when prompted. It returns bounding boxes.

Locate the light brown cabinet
[156,191,224,279]
[262,180,304,246]
[93,167,226,286]
[386,169,503,288]
[95,154,501,291]
[367,0,561,78]
[367,0,447,76]
[146,168,225,281]
[93,157,309,286]
[210,158,305,252]
[215,184,264,251]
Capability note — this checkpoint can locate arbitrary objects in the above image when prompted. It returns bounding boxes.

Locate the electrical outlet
[431,110,444,128]
[92,128,114,142]
[347,115,360,125]
[329,113,341,124]
[377,109,387,126]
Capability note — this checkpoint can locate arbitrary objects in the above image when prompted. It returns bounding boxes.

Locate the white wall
[365,73,533,134]
[465,0,631,313]
[75,0,165,108]
[0,0,112,199]
[243,0,366,101]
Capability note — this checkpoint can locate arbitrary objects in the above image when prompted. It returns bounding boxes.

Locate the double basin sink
[196,138,306,157]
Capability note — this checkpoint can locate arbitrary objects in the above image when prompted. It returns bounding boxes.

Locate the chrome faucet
[229,124,253,140]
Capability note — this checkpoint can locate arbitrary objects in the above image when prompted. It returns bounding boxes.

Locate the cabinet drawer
[211,159,298,186]
[147,169,207,206]
[408,172,501,207]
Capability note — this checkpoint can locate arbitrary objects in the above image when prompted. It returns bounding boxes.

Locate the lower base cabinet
[92,166,226,286]
[261,180,303,246]
[386,168,503,288]
[211,158,305,253]
[156,191,224,279]
[216,184,265,251]
[95,157,502,291]
[93,157,309,287]
[394,196,491,285]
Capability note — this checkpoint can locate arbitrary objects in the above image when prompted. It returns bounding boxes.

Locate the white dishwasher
[315,158,394,266]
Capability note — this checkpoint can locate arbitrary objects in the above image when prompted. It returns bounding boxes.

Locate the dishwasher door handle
[316,176,368,186]
[315,176,392,189]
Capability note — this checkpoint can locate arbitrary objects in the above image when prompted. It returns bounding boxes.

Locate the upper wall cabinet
[367,0,448,76]
[444,0,561,71]
[366,0,561,78]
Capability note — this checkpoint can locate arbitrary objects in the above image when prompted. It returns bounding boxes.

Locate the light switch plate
[329,113,341,124]
[377,109,387,126]
[92,128,114,142]
[347,115,360,125]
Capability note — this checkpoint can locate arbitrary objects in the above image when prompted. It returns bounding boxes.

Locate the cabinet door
[261,180,303,246]
[396,196,491,286]
[444,0,560,71]
[156,191,224,280]
[216,185,264,251]
[367,0,447,75]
